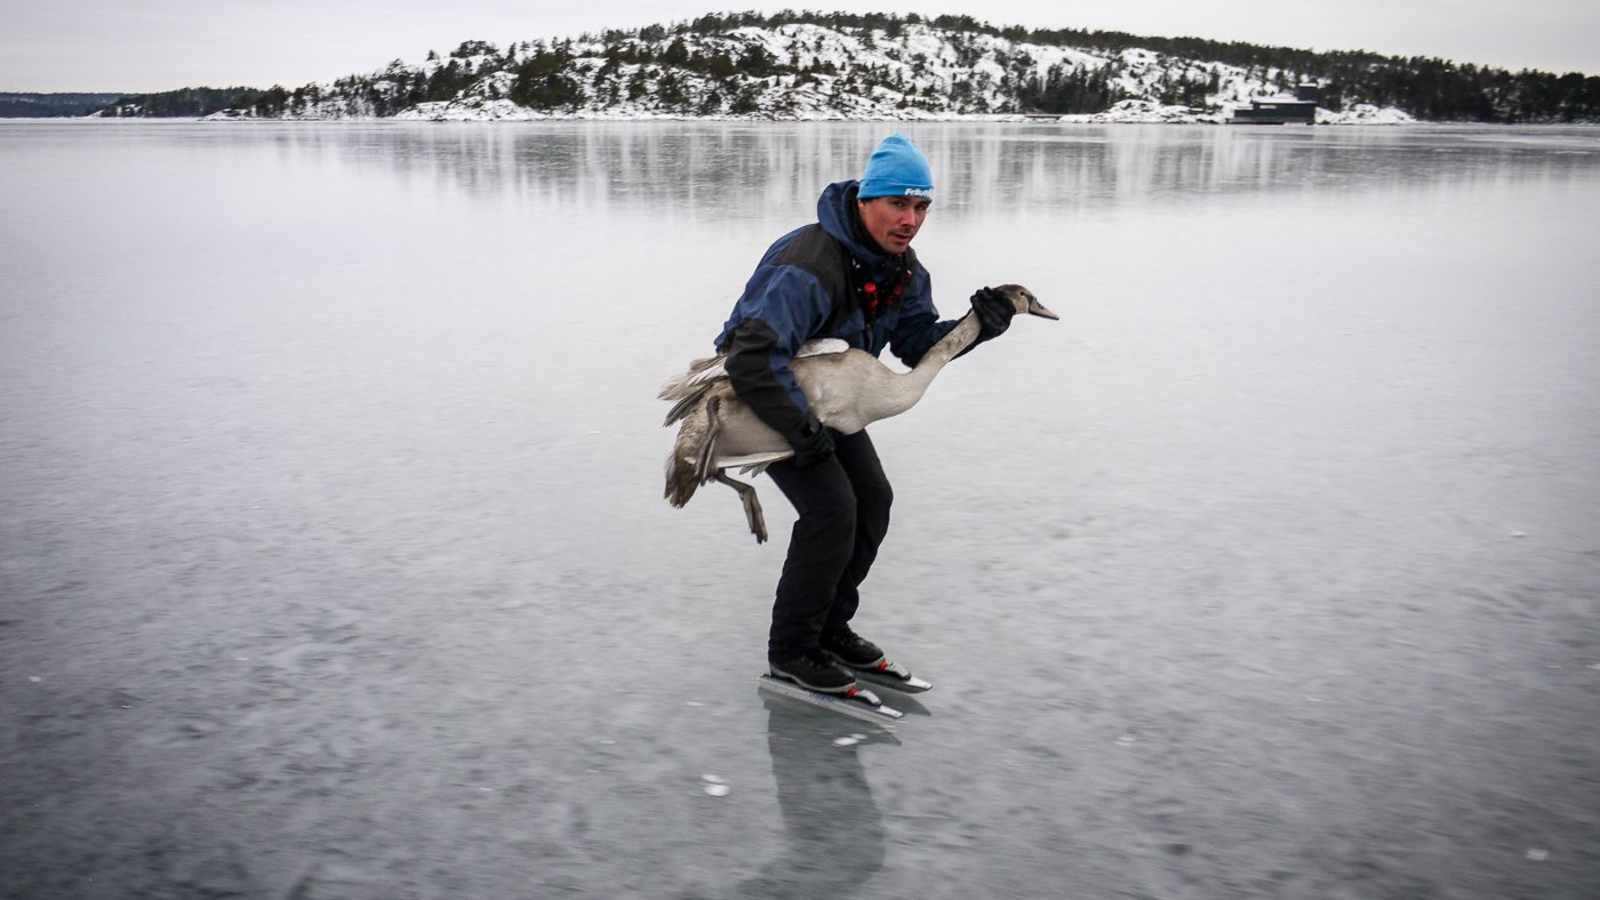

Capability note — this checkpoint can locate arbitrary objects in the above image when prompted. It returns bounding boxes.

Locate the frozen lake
[2,120,1598,899]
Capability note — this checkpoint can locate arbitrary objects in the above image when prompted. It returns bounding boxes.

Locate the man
[715,133,1017,694]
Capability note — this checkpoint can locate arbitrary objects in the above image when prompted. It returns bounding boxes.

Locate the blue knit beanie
[858,133,933,201]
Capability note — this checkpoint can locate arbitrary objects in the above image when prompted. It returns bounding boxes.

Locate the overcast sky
[3,0,1596,93]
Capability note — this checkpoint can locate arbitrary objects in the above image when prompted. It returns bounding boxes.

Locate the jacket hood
[817,179,894,267]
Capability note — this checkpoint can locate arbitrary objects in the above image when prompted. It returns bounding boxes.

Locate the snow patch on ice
[700,773,730,797]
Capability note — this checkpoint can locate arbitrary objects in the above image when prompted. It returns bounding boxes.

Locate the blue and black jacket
[714,179,957,443]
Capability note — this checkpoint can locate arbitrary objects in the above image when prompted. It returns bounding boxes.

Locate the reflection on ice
[86,121,1600,221]
[741,697,887,899]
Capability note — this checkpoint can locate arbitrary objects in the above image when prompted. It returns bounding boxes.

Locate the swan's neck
[917,311,983,373]
[868,313,982,421]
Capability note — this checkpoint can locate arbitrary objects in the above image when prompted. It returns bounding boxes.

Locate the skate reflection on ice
[736,697,895,898]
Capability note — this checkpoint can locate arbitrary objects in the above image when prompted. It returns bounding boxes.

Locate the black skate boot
[769,649,857,694]
[820,625,887,671]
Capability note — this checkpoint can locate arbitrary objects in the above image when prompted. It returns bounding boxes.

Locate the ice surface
[1,120,1597,899]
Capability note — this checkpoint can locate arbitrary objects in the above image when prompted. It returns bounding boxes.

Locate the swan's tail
[658,354,727,425]
[662,382,712,428]
[664,396,722,508]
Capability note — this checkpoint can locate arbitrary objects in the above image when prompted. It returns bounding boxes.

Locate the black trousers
[764,428,893,661]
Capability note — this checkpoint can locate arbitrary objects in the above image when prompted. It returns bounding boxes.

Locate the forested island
[7,12,1596,123]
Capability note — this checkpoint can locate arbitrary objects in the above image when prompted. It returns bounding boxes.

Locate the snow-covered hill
[202,19,1412,123]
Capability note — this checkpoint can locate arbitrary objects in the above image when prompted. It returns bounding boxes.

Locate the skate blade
[831,655,933,693]
[757,675,903,725]
[854,667,933,693]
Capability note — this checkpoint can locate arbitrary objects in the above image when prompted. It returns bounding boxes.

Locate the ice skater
[710,134,1020,694]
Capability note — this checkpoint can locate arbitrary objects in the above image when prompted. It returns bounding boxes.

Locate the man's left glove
[786,412,835,470]
[970,286,1016,343]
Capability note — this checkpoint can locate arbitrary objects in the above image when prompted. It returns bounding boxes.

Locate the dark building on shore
[1231,84,1322,125]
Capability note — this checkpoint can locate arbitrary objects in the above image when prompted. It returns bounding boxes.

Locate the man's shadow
[733,696,895,899]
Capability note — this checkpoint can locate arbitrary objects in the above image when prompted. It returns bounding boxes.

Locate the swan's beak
[1026,296,1060,320]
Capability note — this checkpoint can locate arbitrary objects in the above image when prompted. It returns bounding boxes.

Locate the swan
[661,284,1057,542]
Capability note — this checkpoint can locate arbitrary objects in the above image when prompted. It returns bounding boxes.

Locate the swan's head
[992,284,1058,321]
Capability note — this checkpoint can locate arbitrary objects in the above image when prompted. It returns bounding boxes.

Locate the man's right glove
[786,413,835,469]
[970,286,1016,343]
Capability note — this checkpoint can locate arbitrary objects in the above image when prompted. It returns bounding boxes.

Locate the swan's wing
[687,339,839,390]
[796,338,850,359]
[666,340,845,400]
[717,450,793,473]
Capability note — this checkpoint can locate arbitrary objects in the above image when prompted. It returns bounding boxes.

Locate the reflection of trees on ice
[249,123,1586,225]
[736,698,890,899]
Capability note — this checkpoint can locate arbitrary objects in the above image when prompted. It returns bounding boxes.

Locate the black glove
[970,286,1016,343]
[786,413,835,469]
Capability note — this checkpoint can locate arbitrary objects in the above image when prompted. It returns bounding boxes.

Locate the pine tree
[739,44,774,76]
[627,67,649,101]
[657,69,688,109]
[510,48,582,109]
[730,81,761,113]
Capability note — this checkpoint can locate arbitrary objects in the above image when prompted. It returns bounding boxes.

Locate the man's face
[858,196,931,255]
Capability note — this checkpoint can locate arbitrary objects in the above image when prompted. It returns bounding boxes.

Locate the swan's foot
[714,471,767,544]
[745,492,768,544]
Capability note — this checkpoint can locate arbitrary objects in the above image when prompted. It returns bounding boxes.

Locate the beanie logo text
[903,187,932,198]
